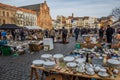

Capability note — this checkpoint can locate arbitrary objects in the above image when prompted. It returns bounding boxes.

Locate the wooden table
[30,65,120,80]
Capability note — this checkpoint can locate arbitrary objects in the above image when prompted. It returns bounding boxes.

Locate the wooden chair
[46,74,63,80]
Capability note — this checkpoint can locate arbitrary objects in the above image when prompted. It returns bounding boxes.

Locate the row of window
[0,11,10,17]
[17,14,36,20]
[17,20,36,26]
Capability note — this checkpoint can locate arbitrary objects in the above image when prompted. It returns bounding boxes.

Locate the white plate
[86,71,95,75]
[66,62,77,68]
[32,60,44,66]
[63,56,75,62]
[75,58,86,63]
[107,59,120,65]
[98,72,109,77]
[43,61,55,66]
[41,54,52,59]
[53,54,63,59]
[43,61,55,68]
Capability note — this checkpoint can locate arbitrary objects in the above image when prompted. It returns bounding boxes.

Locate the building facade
[20,1,52,30]
[0,3,17,25]
[16,8,37,26]
[0,1,52,30]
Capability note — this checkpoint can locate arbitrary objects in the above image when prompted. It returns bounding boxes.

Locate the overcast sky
[0,0,120,19]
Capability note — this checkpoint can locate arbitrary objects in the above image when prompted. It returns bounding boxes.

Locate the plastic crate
[75,43,81,49]
[0,46,11,56]
[0,40,7,45]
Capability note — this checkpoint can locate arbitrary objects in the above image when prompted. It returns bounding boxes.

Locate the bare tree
[112,7,120,20]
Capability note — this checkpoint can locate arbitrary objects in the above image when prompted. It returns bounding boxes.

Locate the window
[3,19,6,24]
[7,12,9,17]
[0,11,1,16]
[3,11,5,16]
[0,19,1,24]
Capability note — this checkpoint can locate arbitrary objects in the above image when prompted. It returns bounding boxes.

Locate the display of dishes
[41,54,52,59]
[43,61,55,69]
[32,60,44,66]
[53,54,64,59]
[63,56,75,62]
[66,62,77,68]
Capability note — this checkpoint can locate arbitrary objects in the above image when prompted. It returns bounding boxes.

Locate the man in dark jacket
[99,27,104,42]
[74,26,80,41]
[106,25,114,43]
[61,27,68,43]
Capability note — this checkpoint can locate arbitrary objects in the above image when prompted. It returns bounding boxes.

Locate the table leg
[33,68,39,80]
[30,67,34,80]
[41,70,45,80]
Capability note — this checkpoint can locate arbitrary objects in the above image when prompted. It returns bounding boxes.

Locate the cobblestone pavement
[0,37,77,80]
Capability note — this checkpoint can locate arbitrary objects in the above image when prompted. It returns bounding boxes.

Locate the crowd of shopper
[0,25,118,46]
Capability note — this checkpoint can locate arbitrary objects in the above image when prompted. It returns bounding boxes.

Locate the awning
[0,24,22,30]
[25,26,42,30]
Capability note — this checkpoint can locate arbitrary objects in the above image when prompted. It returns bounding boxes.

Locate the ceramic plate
[75,58,86,63]
[32,60,44,66]
[53,54,63,59]
[43,61,55,68]
[41,54,52,59]
[63,56,75,62]
[107,59,120,65]
[43,61,55,66]
[86,71,95,75]
[98,72,109,77]
[66,62,77,68]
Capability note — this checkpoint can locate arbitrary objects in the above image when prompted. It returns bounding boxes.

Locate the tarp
[25,26,42,30]
[0,24,22,30]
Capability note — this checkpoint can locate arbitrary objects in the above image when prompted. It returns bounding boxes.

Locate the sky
[0,0,120,19]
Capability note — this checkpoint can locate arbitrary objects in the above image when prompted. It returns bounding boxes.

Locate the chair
[46,74,63,80]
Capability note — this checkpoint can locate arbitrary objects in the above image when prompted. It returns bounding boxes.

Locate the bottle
[86,53,89,63]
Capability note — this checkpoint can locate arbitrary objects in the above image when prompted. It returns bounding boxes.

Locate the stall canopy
[25,26,42,30]
[0,24,22,30]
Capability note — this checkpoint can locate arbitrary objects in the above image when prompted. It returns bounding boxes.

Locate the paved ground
[0,37,77,80]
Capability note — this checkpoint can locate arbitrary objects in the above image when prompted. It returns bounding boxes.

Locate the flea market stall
[31,43,120,80]
[29,29,120,80]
